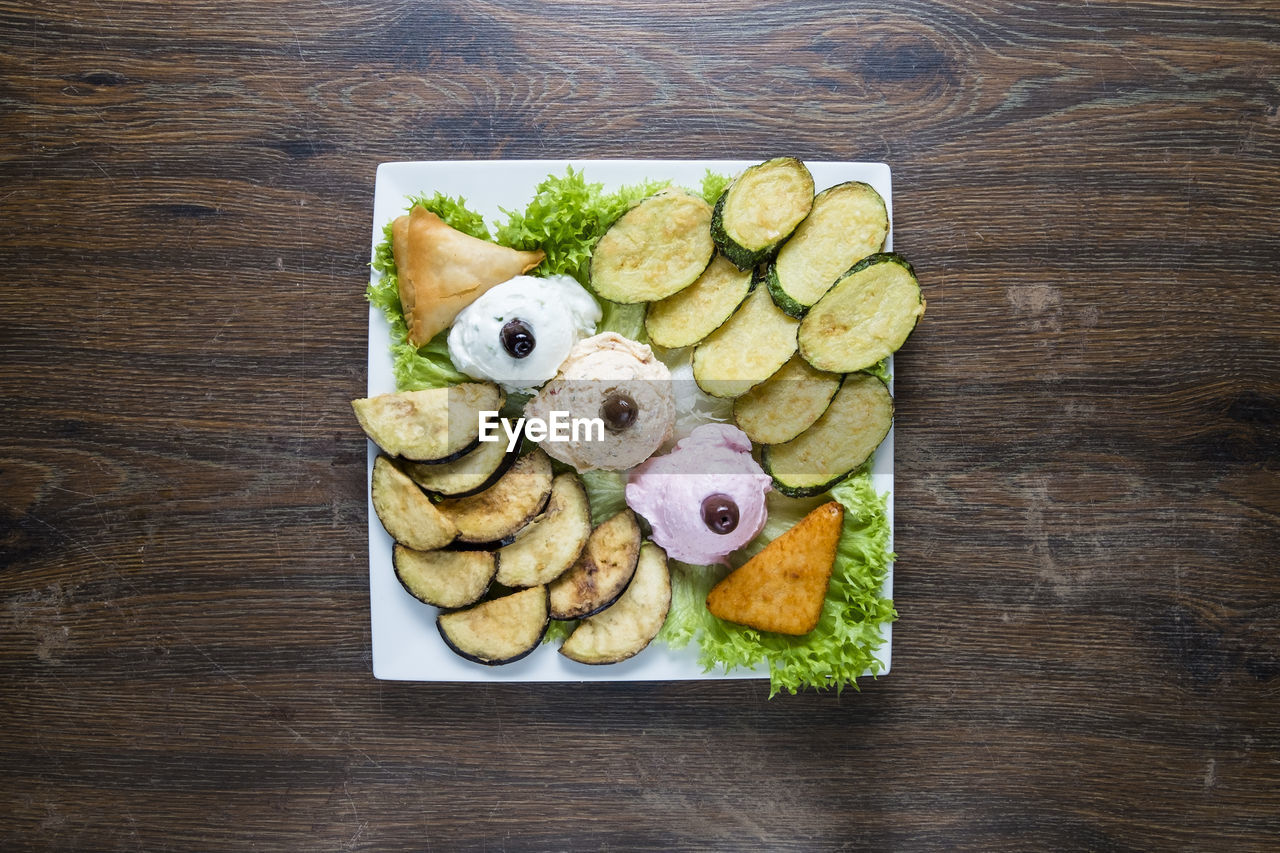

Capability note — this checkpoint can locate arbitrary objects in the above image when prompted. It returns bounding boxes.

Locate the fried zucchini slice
[706,501,843,635]
[733,354,842,445]
[495,472,592,588]
[352,383,503,463]
[589,189,714,303]
[761,374,894,497]
[403,435,516,498]
[644,253,754,349]
[766,181,889,317]
[437,586,549,666]
[548,508,642,620]
[798,253,926,373]
[370,456,458,551]
[393,546,495,609]
[436,448,553,545]
[692,285,799,398]
[711,157,814,269]
[561,541,671,665]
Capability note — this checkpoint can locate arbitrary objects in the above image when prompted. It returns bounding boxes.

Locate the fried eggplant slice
[403,434,517,498]
[547,508,642,620]
[437,586,549,666]
[495,472,592,588]
[352,382,503,463]
[560,541,671,665]
[370,455,458,551]
[436,448,553,545]
[393,546,495,609]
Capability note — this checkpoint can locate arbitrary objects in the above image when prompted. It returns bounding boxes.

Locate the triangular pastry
[706,501,844,635]
[392,206,544,346]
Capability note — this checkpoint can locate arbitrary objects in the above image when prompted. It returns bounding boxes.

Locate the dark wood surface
[2,1,1277,849]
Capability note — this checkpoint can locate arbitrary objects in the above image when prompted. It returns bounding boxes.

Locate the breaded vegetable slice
[496,472,593,588]
[766,181,888,317]
[404,435,517,498]
[548,508,642,620]
[798,253,925,374]
[352,383,503,463]
[706,501,844,636]
[761,373,893,498]
[733,354,842,445]
[437,586,549,666]
[393,546,495,609]
[370,456,458,551]
[692,285,799,398]
[561,542,671,665]
[589,189,714,303]
[436,449,553,545]
[711,157,814,269]
[645,253,753,349]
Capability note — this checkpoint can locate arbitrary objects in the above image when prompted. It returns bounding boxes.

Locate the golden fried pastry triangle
[392,206,545,347]
[706,501,843,635]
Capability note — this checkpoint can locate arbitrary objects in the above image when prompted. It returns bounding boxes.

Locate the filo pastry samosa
[392,206,545,347]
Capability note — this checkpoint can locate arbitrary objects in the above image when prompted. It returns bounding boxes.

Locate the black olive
[600,392,638,433]
[500,319,536,359]
[701,493,739,535]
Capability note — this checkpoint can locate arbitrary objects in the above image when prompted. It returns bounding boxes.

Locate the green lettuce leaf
[542,619,576,646]
[495,167,671,344]
[700,168,732,206]
[597,301,648,342]
[863,357,893,385]
[578,469,628,525]
[495,166,667,284]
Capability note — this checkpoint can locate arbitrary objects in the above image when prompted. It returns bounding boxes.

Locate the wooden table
[2,1,1276,849]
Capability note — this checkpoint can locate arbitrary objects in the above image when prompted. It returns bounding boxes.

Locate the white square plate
[367,160,893,682]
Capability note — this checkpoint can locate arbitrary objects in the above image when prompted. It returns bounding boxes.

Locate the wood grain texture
[1,0,1277,850]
